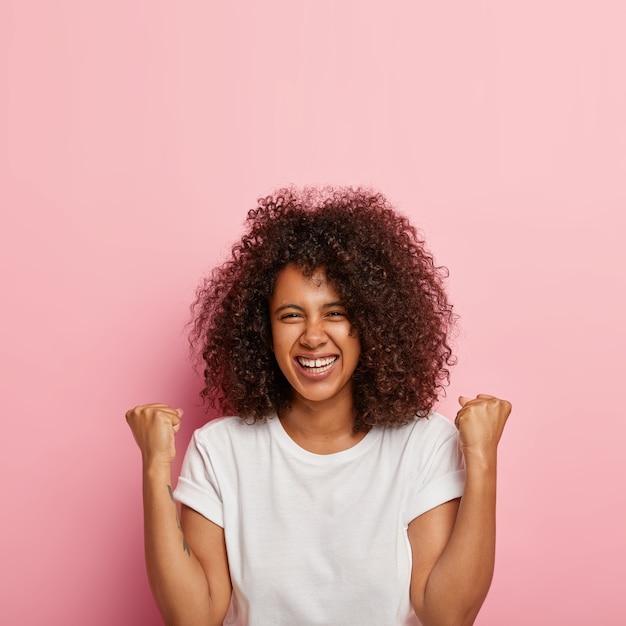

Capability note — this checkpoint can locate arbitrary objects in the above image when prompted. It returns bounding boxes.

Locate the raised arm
[126,403,232,626]
[408,394,511,626]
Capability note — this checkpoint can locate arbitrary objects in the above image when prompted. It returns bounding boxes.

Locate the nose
[299,317,327,349]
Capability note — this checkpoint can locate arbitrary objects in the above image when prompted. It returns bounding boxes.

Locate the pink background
[2,1,625,624]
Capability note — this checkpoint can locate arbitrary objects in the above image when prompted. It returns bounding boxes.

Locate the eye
[279,312,303,322]
[325,310,348,320]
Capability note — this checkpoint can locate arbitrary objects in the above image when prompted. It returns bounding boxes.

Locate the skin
[268,264,364,453]
[408,394,510,626]
[126,403,232,626]
[126,264,511,626]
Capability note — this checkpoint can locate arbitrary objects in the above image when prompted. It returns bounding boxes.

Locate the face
[269,264,361,410]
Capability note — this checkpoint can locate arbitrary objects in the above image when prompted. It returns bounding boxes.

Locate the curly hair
[190,186,456,431]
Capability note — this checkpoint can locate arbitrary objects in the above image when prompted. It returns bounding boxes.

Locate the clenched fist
[125,403,184,468]
[454,394,511,461]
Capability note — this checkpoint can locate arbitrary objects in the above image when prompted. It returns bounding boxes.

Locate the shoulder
[377,412,462,475]
[384,411,459,445]
[193,415,246,436]
[413,411,459,439]
[369,412,460,472]
[190,416,274,451]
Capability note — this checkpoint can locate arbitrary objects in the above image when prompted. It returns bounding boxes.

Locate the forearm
[142,464,217,626]
[421,455,497,626]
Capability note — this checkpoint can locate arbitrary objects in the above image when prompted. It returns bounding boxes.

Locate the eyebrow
[274,301,346,314]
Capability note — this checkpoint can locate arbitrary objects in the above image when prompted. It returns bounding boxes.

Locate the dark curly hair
[190,186,455,432]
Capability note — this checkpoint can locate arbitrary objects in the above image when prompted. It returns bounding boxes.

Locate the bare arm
[409,395,511,626]
[127,404,232,626]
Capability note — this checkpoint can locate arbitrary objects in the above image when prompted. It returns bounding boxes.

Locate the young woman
[126,187,511,626]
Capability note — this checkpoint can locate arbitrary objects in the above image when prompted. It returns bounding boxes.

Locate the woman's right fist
[125,403,183,467]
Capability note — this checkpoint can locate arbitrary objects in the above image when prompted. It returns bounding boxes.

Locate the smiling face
[269,264,361,412]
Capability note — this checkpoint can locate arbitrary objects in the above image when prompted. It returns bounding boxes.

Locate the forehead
[271,264,339,299]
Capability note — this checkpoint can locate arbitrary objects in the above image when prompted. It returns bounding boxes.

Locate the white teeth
[297,356,337,369]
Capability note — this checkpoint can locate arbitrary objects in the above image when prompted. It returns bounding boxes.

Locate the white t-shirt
[174,412,465,626]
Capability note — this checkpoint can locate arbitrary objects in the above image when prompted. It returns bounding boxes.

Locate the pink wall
[2,1,625,624]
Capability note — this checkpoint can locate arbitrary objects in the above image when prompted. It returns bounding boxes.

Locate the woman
[126,187,511,626]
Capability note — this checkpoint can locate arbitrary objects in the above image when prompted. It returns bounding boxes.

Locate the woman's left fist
[454,394,512,459]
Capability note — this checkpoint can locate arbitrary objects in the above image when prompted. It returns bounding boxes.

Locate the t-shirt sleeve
[172,429,225,528]
[403,416,466,524]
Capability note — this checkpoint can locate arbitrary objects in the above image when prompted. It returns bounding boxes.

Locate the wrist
[462,447,498,473]
[142,458,173,481]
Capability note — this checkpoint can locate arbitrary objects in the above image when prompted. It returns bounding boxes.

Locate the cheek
[270,325,296,355]
[349,338,362,366]
[269,321,281,349]
[344,328,360,348]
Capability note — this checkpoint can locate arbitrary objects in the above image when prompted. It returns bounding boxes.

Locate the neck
[279,394,367,454]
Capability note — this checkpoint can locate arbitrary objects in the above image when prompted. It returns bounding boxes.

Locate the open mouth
[296,356,338,375]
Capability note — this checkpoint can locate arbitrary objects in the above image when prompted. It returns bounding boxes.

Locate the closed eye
[325,310,348,319]
[279,312,303,321]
